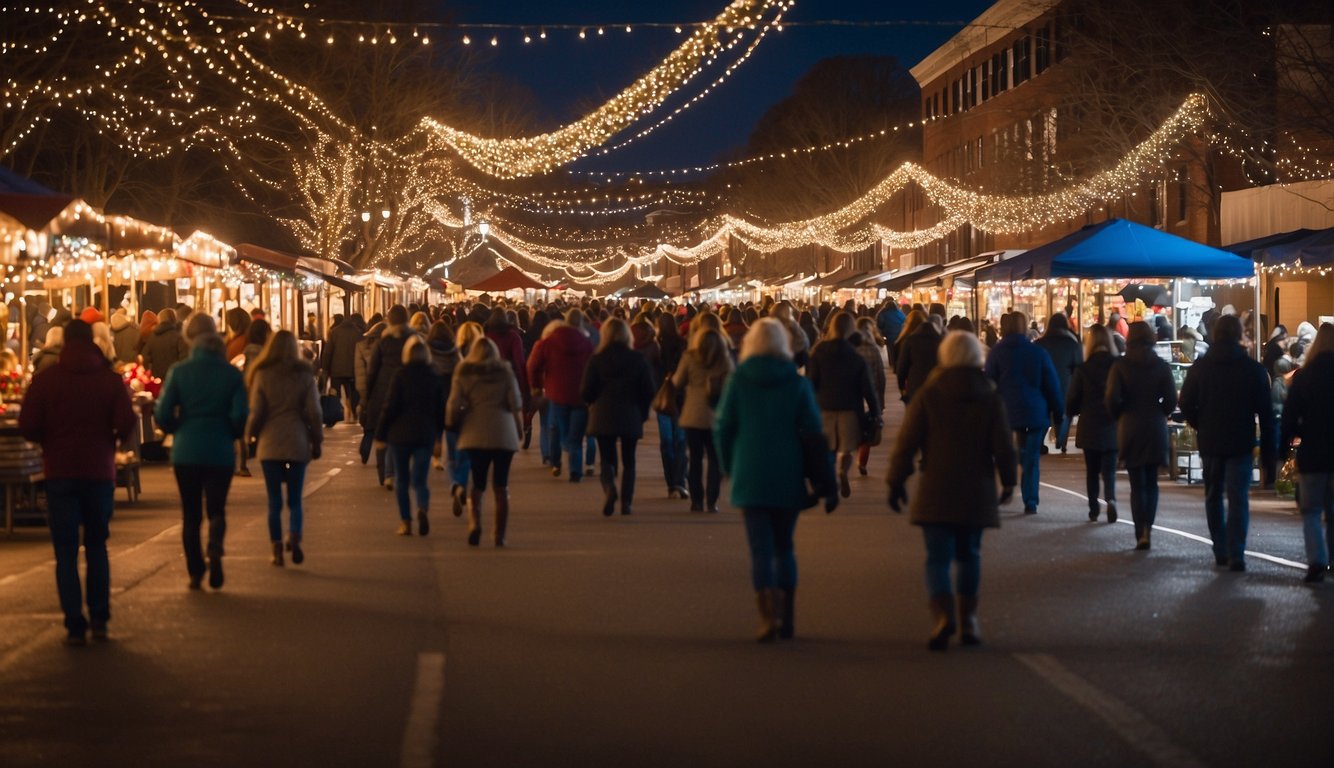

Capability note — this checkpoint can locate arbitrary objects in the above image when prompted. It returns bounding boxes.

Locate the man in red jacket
[527,309,594,482]
[20,320,137,645]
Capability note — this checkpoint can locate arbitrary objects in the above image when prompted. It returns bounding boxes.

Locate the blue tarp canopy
[1226,227,1334,267]
[1222,228,1319,258]
[975,219,1256,282]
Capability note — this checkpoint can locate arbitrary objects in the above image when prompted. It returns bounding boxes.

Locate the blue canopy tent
[1253,228,1334,268]
[1222,228,1319,259]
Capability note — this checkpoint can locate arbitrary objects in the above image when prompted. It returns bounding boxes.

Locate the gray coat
[245,360,323,463]
[448,359,521,451]
[109,314,140,364]
[671,347,734,430]
[1106,348,1177,468]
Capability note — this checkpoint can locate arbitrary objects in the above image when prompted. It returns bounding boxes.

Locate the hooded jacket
[20,339,136,481]
[109,312,141,364]
[447,358,520,451]
[672,345,734,430]
[1106,346,1177,467]
[887,366,1016,528]
[582,343,656,439]
[984,333,1063,430]
[527,324,594,407]
[714,355,822,511]
[141,319,190,377]
[154,341,248,466]
[1179,341,1273,459]
[246,359,323,463]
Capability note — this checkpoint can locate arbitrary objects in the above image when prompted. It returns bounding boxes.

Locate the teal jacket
[155,342,248,466]
[715,355,821,511]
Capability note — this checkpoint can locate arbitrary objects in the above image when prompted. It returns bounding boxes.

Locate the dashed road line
[400,652,446,768]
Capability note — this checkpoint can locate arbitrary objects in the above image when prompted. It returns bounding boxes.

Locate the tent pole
[1252,266,1262,361]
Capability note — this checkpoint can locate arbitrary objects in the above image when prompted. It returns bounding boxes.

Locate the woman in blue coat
[715,318,822,643]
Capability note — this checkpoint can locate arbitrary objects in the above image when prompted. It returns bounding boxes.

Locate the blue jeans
[1126,464,1159,533]
[445,430,470,489]
[1298,471,1334,568]
[922,524,983,598]
[1015,428,1045,509]
[549,403,588,478]
[260,460,307,541]
[741,507,800,591]
[539,404,556,463]
[391,444,433,521]
[1202,454,1253,564]
[46,479,114,635]
[657,413,686,490]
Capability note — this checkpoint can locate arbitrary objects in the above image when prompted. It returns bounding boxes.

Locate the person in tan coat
[448,338,522,547]
[245,330,323,566]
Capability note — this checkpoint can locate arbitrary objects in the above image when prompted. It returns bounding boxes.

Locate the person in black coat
[807,311,878,498]
[323,312,365,418]
[1179,314,1275,571]
[581,319,656,517]
[1106,323,1178,549]
[895,313,943,404]
[363,305,415,487]
[655,313,689,499]
[1035,312,1084,453]
[1066,324,1119,523]
[1279,323,1334,583]
[375,337,446,536]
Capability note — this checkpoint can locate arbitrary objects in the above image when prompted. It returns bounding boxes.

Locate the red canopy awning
[467,266,549,292]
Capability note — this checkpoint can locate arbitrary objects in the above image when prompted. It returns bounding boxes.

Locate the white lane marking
[345,460,354,465]
[326,467,342,476]
[1039,481,1305,570]
[400,652,446,768]
[303,475,333,498]
[0,523,182,588]
[0,562,52,587]
[1015,653,1206,768]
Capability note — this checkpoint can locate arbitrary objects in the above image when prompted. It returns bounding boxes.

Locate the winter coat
[887,366,1016,528]
[631,324,661,380]
[429,339,460,405]
[808,337,877,413]
[1065,351,1118,452]
[246,360,323,463]
[361,324,414,429]
[140,320,190,378]
[154,343,248,466]
[582,344,656,439]
[20,339,136,482]
[1280,353,1334,473]
[715,355,822,511]
[852,332,886,411]
[323,316,365,379]
[1106,348,1177,467]
[109,312,141,364]
[225,332,248,365]
[984,333,1063,430]
[723,322,748,350]
[671,347,734,430]
[1179,342,1274,459]
[877,305,906,350]
[241,343,263,380]
[354,322,385,402]
[527,324,594,407]
[1035,329,1084,398]
[895,322,943,402]
[31,344,61,375]
[447,359,520,451]
[379,360,447,449]
[486,324,530,402]
[657,331,686,388]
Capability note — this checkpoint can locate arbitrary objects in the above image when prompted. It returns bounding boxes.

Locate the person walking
[1106,322,1177,549]
[20,320,136,644]
[715,318,823,642]
[323,311,364,419]
[1179,314,1274,571]
[887,331,1016,651]
[876,299,907,363]
[527,309,595,482]
[223,308,250,364]
[363,305,414,489]
[1036,312,1084,454]
[654,314,689,499]
[853,316,887,476]
[245,330,324,566]
[1280,323,1334,582]
[154,316,248,590]
[376,336,445,537]
[355,319,385,463]
[893,309,934,402]
[427,320,460,474]
[1066,324,1120,523]
[807,311,878,499]
[672,326,733,513]
[582,318,656,517]
[447,338,522,545]
[235,318,271,478]
[985,311,1063,514]
[140,306,190,378]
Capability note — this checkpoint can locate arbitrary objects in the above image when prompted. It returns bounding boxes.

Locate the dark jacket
[486,324,530,402]
[852,332,887,410]
[361,324,414,429]
[20,339,136,482]
[807,337,877,413]
[894,322,942,402]
[1106,347,1177,467]
[429,338,460,405]
[527,324,594,407]
[140,319,190,377]
[887,366,1016,528]
[658,331,686,388]
[1066,351,1118,452]
[110,312,141,364]
[1179,342,1274,459]
[985,333,1063,430]
[154,342,248,466]
[323,316,365,378]
[582,344,655,439]
[376,360,445,448]
[1280,352,1334,473]
[1036,328,1084,399]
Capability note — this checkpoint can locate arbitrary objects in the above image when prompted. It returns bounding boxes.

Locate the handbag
[320,390,344,428]
[652,379,679,419]
[799,429,838,512]
[860,411,883,447]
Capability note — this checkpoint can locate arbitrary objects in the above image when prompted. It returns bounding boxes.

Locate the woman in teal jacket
[155,317,248,590]
[715,318,822,643]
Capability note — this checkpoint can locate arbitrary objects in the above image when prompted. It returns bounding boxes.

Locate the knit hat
[79,307,104,324]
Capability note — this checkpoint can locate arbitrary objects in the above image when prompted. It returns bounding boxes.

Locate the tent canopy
[467,266,548,292]
[623,282,671,299]
[975,219,1256,282]
[1250,227,1334,267]
[876,263,943,291]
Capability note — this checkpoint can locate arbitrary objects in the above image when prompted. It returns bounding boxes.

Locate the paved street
[1,392,1331,768]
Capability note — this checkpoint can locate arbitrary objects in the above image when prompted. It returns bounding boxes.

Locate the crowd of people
[14,289,1334,650]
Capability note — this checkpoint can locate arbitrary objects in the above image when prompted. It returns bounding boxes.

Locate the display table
[0,419,43,533]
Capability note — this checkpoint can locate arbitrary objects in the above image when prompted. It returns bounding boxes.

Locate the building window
[1014,36,1031,84]
[1035,25,1051,75]
[999,49,1010,92]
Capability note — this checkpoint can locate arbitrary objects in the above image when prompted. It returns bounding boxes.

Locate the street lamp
[360,211,371,222]
[381,209,391,220]
[478,220,490,238]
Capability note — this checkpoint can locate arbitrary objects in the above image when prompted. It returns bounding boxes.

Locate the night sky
[446,0,996,174]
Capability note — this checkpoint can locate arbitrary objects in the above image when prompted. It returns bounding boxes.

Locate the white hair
[937,330,985,369]
[740,317,791,362]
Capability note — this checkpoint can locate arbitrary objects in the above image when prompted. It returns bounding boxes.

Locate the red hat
[79,307,104,324]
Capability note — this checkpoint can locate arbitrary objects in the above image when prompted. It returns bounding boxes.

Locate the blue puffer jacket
[984,333,1063,430]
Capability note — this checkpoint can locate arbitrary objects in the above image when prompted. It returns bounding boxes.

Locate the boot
[1136,527,1151,551]
[467,489,484,547]
[927,593,955,651]
[493,488,509,547]
[755,589,780,643]
[779,588,795,639]
[271,541,284,567]
[288,533,304,565]
[207,546,225,590]
[958,594,981,646]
